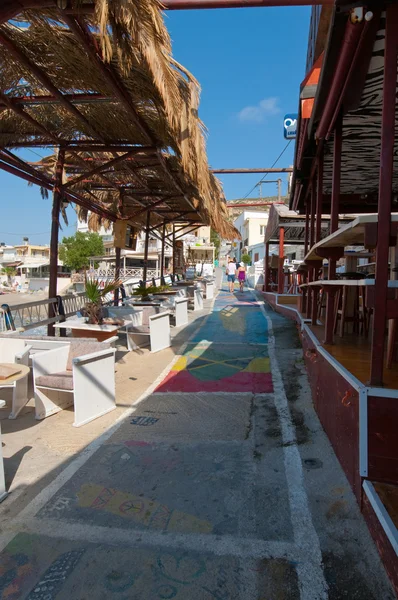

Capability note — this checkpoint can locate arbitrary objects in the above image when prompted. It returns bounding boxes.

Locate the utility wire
[239,139,292,201]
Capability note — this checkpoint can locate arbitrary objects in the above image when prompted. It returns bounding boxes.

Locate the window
[260,225,265,236]
[254,253,259,262]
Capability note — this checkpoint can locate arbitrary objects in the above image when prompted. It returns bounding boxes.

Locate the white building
[78,219,214,279]
[232,210,269,262]
[78,218,173,276]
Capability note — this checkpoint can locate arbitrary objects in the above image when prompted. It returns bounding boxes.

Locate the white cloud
[238,97,280,123]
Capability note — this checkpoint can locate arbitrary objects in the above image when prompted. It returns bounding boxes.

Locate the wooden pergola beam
[0,31,108,143]
[62,149,142,190]
[0,90,61,145]
[0,93,108,107]
[63,16,155,145]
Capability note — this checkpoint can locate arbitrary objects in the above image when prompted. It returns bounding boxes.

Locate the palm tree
[1,266,17,287]
[84,277,122,324]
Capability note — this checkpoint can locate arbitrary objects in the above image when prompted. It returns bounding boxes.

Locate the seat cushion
[66,341,103,371]
[35,371,73,390]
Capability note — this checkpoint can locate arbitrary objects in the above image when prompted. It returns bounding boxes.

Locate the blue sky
[0,6,310,246]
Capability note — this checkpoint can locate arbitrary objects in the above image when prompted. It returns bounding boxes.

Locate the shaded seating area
[262,3,398,592]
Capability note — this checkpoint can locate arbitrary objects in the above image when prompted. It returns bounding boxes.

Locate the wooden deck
[308,324,398,389]
[374,482,398,530]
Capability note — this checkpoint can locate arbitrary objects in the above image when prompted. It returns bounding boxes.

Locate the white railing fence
[91,268,159,280]
[0,292,88,332]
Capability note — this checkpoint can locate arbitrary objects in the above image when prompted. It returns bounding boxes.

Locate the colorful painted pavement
[0,282,393,599]
[156,288,272,393]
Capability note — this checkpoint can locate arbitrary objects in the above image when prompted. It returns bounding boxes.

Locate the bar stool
[333,273,364,337]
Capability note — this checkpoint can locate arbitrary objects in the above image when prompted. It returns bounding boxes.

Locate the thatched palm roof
[0,0,238,240]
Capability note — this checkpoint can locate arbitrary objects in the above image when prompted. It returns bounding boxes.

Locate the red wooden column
[310,184,316,249]
[304,201,310,256]
[324,111,343,344]
[315,152,324,244]
[302,202,310,313]
[306,186,316,318]
[264,241,270,292]
[370,3,398,386]
[278,227,285,294]
[48,148,64,337]
[312,159,324,325]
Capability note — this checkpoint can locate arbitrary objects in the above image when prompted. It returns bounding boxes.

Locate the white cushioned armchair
[33,340,116,427]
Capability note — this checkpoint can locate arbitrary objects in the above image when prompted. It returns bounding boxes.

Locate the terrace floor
[0,285,394,599]
[308,324,398,389]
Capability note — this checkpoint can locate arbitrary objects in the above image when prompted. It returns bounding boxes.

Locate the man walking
[226,258,237,293]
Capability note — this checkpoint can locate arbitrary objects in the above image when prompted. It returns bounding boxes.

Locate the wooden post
[310,184,315,249]
[113,247,121,306]
[306,268,313,319]
[48,148,64,336]
[316,152,324,244]
[172,224,176,275]
[264,241,270,292]
[278,227,284,294]
[304,201,309,256]
[143,210,151,285]
[160,222,166,284]
[370,3,398,386]
[325,111,343,344]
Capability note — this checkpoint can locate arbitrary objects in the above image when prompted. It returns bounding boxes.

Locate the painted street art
[37,441,253,537]
[0,534,243,599]
[131,416,159,426]
[156,342,272,393]
[25,550,85,599]
[0,534,85,600]
[77,483,213,534]
[191,305,268,344]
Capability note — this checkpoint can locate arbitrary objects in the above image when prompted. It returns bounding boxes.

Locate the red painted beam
[163,0,333,8]
[227,202,285,208]
[316,19,364,141]
[212,168,292,173]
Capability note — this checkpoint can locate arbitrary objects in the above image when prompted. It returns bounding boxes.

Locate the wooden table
[54,320,120,342]
[0,363,30,385]
[305,214,398,262]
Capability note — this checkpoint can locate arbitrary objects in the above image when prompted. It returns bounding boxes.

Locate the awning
[21,262,50,269]
[300,53,323,120]
[1,261,22,267]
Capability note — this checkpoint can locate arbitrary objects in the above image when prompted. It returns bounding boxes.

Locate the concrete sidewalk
[0,286,395,599]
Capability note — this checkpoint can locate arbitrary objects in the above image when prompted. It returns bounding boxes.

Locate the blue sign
[284,114,298,140]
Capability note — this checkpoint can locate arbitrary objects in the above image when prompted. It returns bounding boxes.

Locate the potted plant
[84,277,121,324]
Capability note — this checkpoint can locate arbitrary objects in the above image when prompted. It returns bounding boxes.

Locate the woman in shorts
[237,262,246,292]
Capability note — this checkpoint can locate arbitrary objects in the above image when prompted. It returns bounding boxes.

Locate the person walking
[226,258,237,293]
[237,262,246,292]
